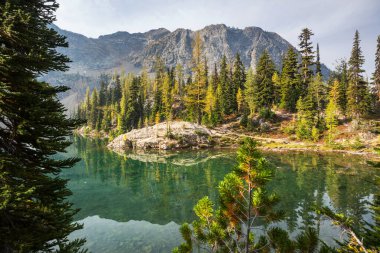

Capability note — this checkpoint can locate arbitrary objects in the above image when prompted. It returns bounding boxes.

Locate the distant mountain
[46,24,330,112]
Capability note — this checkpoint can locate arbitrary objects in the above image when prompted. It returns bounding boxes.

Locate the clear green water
[62,137,380,253]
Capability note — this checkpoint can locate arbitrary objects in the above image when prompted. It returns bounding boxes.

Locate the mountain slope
[45,24,330,112]
[52,24,300,74]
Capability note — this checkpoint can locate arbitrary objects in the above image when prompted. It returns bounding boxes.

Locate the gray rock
[107,121,212,152]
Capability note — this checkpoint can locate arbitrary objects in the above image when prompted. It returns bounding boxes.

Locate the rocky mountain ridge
[45,24,330,111]
[52,23,303,75]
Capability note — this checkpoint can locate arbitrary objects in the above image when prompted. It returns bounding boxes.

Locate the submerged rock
[107,121,213,152]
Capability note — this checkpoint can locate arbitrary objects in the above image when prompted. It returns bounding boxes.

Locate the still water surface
[62,137,379,252]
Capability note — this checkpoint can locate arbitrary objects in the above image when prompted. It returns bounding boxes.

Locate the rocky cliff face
[51,23,314,75]
[139,24,293,72]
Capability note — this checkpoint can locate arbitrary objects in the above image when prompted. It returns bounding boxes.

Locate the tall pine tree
[0,1,85,252]
[232,53,246,113]
[347,30,371,118]
[315,43,322,76]
[374,35,380,103]
[253,50,276,112]
[298,28,315,96]
[279,47,300,112]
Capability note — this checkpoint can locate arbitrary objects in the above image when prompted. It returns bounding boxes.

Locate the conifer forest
[1,1,380,253]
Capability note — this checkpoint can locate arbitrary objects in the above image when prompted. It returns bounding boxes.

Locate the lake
[62,137,379,253]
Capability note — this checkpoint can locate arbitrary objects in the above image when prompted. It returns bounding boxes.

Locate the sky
[55,0,380,75]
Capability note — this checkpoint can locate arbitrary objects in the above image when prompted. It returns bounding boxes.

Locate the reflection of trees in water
[70,137,233,224]
[267,151,377,235]
[69,138,379,233]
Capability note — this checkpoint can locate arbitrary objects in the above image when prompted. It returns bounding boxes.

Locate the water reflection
[63,137,379,252]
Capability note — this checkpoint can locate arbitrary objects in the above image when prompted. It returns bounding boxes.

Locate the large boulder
[107,121,213,152]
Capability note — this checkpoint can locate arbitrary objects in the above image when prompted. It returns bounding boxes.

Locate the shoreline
[74,131,379,159]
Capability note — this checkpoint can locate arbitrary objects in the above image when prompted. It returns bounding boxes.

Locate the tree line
[77,28,380,142]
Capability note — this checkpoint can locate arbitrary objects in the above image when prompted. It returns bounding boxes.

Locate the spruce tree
[111,75,122,105]
[253,50,276,112]
[219,55,230,115]
[347,30,371,118]
[296,95,317,140]
[0,1,85,252]
[173,64,184,97]
[117,88,128,133]
[125,77,143,130]
[315,43,322,76]
[211,63,219,91]
[84,87,91,120]
[298,28,315,96]
[374,35,380,103]
[232,53,246,113]
[272,72,281,106]
[152,57,165,121]
[279,47,300,112]
[309,74,326,127]
[336,60,349,115]
[99,80,108,107]
[89,88,100,130]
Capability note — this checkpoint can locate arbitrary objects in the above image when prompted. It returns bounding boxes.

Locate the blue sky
[55,0,380,75]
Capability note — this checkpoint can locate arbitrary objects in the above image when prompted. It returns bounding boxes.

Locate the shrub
[259,108,275,120]
[311,127,320,142]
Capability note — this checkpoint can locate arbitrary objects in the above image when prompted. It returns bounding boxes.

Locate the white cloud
[55,0,380,73]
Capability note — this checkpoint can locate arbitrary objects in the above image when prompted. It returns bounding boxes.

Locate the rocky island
[107,121,215,152]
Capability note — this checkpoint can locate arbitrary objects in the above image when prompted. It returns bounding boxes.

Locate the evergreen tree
[211,63,219,91]
[101,109,112,132]
[173,64,184,97]
[84,87,91,120]
[296,95,317,140]
[347,30,371,118]
[0,1,85,251]
[173,138,286,253]
[272,72,281,106]
[280,47,300,112]
[253,50,276,111]
[325,80,340,144]
[232,53,246,113]
[162,72,173,121]
[334,59,349,115]
[219,55,231,115]
[111,75,122,105]
[309,74,327,126]
[374,35,380,103]
[117,88,128,133]
[99,80,108,107]
[89,88,100,130]
[152,57,165,121]
[315,43,322,76]
[299,28,315,96]
[125,77,143,130]
[97,80,107,128]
